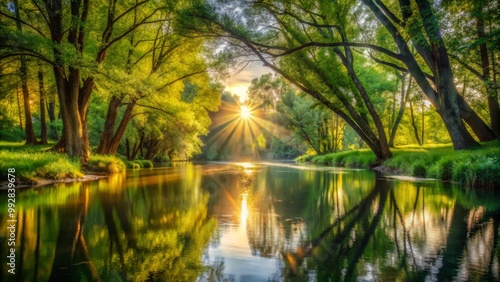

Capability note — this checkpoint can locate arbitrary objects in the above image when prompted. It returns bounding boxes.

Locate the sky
[223,62,272,102]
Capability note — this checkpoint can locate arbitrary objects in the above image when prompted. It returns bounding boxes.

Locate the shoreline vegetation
[296,141,500,188]
[1,141,499,188]
[0,142,153,188]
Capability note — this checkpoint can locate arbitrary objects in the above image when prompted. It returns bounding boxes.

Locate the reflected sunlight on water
[1,163,500,281]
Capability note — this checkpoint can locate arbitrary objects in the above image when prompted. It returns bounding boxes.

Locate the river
[1,162,499,281]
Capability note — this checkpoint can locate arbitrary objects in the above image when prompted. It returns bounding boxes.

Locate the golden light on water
[240,106,252,119]
[240,193,249,223]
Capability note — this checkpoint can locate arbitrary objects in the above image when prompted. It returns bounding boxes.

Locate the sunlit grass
[304,149,376,168]
[297,141,500,187]
[86,155,127,173]
[0,151,83,180]
[0,142,128,181]
[0,141,55,152]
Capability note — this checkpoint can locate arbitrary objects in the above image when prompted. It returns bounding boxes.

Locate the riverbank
[0,143,132,186]
[296,141,500,188]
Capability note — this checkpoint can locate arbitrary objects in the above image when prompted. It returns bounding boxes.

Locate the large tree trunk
[97,96,121,154]
[475,2,500,136]
[363,0,489,149]
[38,66,47,144]
[45,0,92,162]
[333,33,392,160]
[52,66,92,161]
[97,97,136,155]
[20,58,38,145]
[433,56,479,149]
[107,100,136,154]
[457,94,496,141]
[14,0,38,145]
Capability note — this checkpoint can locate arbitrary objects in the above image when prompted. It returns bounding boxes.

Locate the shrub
[136,159,153,168]
[435,157,454,180]
[411,161,427,177]
[37,158,83,179]
[125,161,141,169]
[311,155,325,164]
[86,155,126,173]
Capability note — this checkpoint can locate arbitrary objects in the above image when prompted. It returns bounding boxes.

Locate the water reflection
[1,163,500,281]
[201,164,500,282]
[0,164,216,281]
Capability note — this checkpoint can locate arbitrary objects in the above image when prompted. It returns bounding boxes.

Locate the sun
[240,106,252,119]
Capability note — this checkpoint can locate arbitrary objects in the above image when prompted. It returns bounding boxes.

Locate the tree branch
[269,41,403,61]
[0,52,55,66]
[448,53,484,80]
[157,68,208,92]
[373,0,404,26]
[0,10,47,37]
[133,102,176,117]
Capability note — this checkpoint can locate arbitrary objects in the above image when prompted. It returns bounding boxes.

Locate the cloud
[224,62,273,101]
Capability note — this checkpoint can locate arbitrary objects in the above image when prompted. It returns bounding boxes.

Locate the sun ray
[240,106,252,119]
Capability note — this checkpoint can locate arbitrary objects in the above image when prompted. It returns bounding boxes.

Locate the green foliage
[125,161,141,169]
[298,149,376,168]
[36,159,83,180]
[295,154,316,162]
[0,115,24,142]
[86,155,126,173]
[137,160,153,168]
[411,161,427,177]
[201,144,218,160]
[0,151,82,180]
[296,141,500,187]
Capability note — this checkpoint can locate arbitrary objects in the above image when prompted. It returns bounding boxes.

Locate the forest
[0,0,499,184]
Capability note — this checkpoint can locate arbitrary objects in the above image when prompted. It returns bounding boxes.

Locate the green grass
[0,151,83,180]
[296,141,500,187]
[85,155,127,173]
[0,141,55,152]
[124,161,141,169]
[0,142,128,181]
[134,159,153,168]
[299,149,376,168]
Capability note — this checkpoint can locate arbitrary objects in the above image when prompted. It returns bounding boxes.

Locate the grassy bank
[0,142,128,181]
[296,141,500,188]
[124,159,154,169]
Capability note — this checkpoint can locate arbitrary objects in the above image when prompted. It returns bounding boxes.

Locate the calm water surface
[1,162,500,281]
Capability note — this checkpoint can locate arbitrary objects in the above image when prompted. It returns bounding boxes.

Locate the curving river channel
[1,162,500,281]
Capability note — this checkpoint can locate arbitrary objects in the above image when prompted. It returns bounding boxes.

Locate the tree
[95,9,212,155]
[0,0,170,161]
[248,73,345,155]
[118,80,222,161]
[443,0,500,136]
[179,1,399,161]
[181,0,496,156]
[361,0,496,148]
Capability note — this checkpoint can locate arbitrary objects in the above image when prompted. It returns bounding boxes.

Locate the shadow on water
[1,163,500,281]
